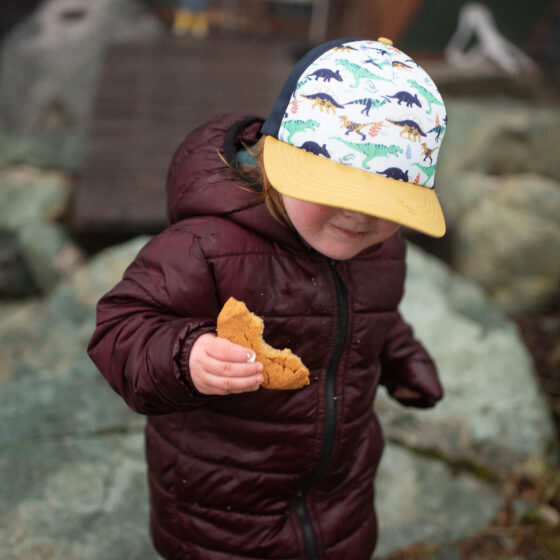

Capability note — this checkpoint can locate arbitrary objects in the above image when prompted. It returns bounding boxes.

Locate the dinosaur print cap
[261,37,447,237]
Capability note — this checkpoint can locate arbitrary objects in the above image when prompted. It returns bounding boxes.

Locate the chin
[318,245,364,261]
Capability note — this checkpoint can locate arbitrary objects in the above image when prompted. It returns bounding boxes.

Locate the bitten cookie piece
[217,297,310,390]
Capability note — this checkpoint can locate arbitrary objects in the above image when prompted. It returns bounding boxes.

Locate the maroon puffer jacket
[88,114,443,560]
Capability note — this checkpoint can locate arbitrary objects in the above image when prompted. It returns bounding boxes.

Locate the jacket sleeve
[379,312,443,408]
[87,226,219,415]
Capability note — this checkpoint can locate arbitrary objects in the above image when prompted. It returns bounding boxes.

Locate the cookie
[217,297,310,390]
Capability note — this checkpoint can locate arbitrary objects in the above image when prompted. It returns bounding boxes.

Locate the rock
[0,229,37,297]
[371,243,556,555]
[0,166,84,295]
[376,244,556,472]
[0,167,70,228]
[434,98,560,316]
[0,238,151,558]
[441,172,560,315]
[437,98,560,185]
[374,444,504,558]
[0,237,556,559]
[0,0,165,170]
[2,436,153,559]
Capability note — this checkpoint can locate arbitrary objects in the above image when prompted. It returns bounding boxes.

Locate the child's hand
[391,386,423,401]
[189,333,263,395]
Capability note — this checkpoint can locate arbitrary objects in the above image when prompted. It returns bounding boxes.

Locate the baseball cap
[261,37,447,238]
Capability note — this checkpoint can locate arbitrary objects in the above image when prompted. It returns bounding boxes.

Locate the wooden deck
[71,35,299,250]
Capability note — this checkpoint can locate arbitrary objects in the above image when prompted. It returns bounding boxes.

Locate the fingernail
[247,352,256,363]
[256,375,263,384]
[256,363,263,373]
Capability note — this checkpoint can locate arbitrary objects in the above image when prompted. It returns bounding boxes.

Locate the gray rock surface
[374,444,504,558]
[441,172,560,315]
[0,238,152,559]
[0,0,165,170]
[0,237,555,559]
[438,98,560,184]
[377,245,556,473]
[0,166,83,296]
[436,98,560,315]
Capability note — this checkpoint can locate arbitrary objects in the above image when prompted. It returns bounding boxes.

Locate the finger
[203,354,263,378]
[205,372,263,395]
[209,337,258,364]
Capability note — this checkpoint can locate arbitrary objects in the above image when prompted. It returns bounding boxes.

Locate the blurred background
[0,1,559,558]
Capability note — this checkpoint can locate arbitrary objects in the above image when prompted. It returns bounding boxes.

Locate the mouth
[328,224,371,239]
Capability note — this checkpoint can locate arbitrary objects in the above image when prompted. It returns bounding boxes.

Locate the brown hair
[237,137,291,227]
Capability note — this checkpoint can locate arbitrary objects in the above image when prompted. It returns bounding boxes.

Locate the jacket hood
[166,113,303,249]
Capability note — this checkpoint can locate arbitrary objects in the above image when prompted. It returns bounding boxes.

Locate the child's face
[282,195,400,260]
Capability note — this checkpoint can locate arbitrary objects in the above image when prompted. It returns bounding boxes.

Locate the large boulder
[373,244,556,556]
[0,238,555,558]
[0,0,165,170]
[436,98,560,315]
[437,98,560,185]
[441,172,560,315]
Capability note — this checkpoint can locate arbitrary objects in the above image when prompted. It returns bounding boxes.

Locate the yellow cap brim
[263,136,446,238]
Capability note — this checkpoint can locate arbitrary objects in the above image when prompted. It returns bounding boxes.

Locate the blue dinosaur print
[300,141,331,158]
[302,92,345,114]
[378,167,409,182]
[427,124,445,142]
[309,68,343,82]
[362,57,384,70]
[345,97,388,116]
[383,91,421,108]
[387,119,427,142]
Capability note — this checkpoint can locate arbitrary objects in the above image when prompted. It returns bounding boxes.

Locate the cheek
[284,198,336,232]
[379,220,401,239]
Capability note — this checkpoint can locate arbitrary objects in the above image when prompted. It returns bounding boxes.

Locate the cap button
[377,37,393,46]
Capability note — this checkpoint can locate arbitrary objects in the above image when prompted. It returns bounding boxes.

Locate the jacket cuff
[174,322,218,403]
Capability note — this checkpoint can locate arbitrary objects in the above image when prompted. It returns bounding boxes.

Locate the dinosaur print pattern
[339,116,377,141]
[335,59,393,88]
[378,167,409,181]
[421,143,439,164]
[344,97,388,116]
[302,93,345,114]
[387,119,427,142]
[407,79,445,115]
[300,141,330,158]
[309,68,343,82]
[392,61,414,70]
[280,119,320,142]
[333,137,403,170]
[384,91,422,108]
[274,39,447,188]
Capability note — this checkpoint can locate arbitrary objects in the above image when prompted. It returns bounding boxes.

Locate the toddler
[89,36,447,559]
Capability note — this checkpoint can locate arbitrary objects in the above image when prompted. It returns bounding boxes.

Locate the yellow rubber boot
[172,9,194,37]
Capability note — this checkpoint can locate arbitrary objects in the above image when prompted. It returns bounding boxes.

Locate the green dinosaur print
[280,119,320,142]
[407,79,444,115]
[336,59,393,88]
[332,137,403,170]
[412,162,437,182]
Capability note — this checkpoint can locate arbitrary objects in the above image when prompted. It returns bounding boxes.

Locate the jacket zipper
[295,259,349,560]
